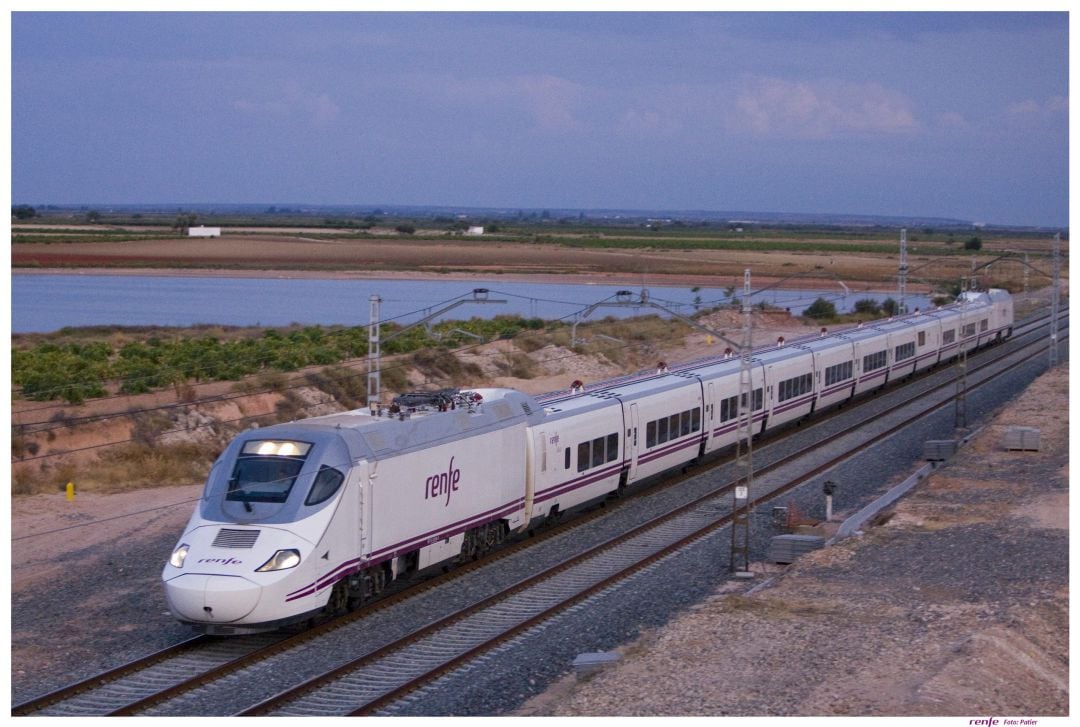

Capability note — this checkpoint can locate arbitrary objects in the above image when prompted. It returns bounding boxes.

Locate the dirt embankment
[518,365,1069,717]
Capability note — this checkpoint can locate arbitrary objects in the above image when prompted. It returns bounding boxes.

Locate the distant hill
[18,202,1055,232]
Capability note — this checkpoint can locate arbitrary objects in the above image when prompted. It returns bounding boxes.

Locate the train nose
[164,574,262,623]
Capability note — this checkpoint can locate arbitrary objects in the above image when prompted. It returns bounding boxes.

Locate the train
[162,289,1013,634]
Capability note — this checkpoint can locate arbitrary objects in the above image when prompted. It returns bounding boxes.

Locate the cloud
[615,108,681,139]
[938,111,971,130]
[513,74,587,134]
[730,76,918,138]
[1007,95,1067,116]
[231,83,339,127]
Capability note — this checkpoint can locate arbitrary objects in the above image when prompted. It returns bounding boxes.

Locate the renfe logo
[425,456,461,506]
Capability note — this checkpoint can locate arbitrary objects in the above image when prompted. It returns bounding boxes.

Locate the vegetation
[12,315,552,404]
[802,298,838,320]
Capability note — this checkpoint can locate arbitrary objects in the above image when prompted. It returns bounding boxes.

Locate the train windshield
[227,440,312,504]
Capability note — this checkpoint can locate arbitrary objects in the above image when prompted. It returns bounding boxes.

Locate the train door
[627,402,640,480]
[706,382,716,443]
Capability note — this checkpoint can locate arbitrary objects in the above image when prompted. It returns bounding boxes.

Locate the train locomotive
[163,289,1013,634]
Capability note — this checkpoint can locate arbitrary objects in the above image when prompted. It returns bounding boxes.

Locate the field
[11,217,1062,294]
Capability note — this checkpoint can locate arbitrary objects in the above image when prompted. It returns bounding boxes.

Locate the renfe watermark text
[970,718,1038,726]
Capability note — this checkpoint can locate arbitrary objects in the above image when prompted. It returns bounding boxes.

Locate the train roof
[240,387,544,462]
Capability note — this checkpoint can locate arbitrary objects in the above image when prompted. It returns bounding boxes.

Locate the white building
[188,226,222,238]
[465,226,484,236]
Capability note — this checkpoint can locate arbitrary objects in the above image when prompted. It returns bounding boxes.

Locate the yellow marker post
[66,481,75,501]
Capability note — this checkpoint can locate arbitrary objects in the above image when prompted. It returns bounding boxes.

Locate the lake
[10,274,927,334]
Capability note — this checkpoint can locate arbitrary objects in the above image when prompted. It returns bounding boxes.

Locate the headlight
[255,549,301,572]
[169,543,190,568]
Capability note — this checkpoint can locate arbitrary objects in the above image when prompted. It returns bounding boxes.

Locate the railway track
[12,310,1065,717]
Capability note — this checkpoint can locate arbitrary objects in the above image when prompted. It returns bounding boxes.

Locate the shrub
[853,298,881,315]
[803,298,838,320]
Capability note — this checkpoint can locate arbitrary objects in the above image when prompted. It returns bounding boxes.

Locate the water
[10,274,928,334]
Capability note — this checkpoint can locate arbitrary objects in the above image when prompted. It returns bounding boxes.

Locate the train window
[658,417,669,444]
[894,342,915,361]
[777,373,812,403]
[980,319,989,331]
[606,433,619,462]
[720,395,737,423]
[680,411,691,436]
[740,388,764,412]
[646,421,657,448]
[942,329,956,344]
[577,442,590,473]
[825,361,853,386]
[962,323,977,337]
[565,447,571,470]
[863,350,887,372]
[592,436,606,467]
[917,331,926,347]
[305,466,345,506]
[691,407,701,432]
[666,414,678,437]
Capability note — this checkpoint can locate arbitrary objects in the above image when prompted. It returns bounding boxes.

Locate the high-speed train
[163,289,1013,634]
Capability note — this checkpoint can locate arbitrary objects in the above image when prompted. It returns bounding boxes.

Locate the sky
[9,10,1070,227]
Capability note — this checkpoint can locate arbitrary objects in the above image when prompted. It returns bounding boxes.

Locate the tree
[172,213,197,233]
[881,297,899,316]
[12,205,36,220]
[964,236,983,251]
[803,298,837,320]
[86,210,102,222]
[853,298,881,315]
[395,224,416,235]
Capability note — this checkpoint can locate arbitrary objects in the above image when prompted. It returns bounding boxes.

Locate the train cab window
[227,440,312,504]
[564,447,571,470]
[917,331,926,347]
[577,442,590,473]
[305,466,345,506]
[606,433,619,462]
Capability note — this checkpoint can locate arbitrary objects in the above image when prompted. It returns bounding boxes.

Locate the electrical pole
[368,295,382,408]
[898,228,908,314]
[955,286,968,433]
[1050,232,1061,368]
[731,269,754,576]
